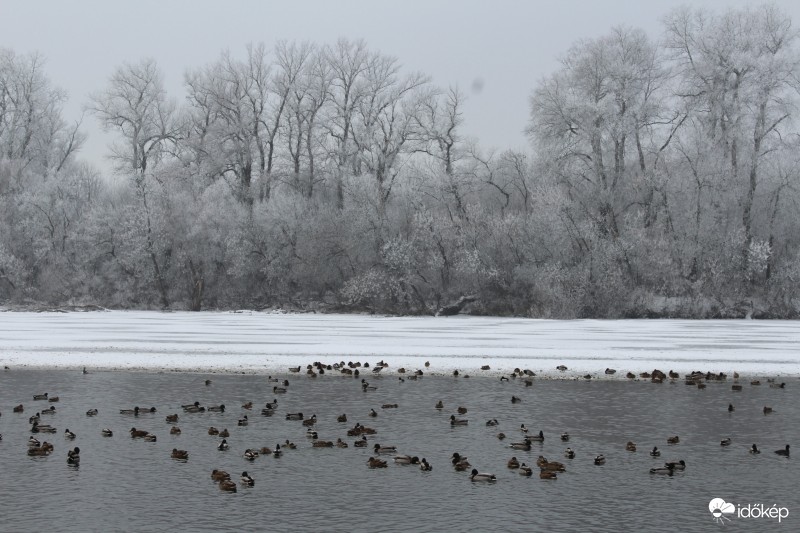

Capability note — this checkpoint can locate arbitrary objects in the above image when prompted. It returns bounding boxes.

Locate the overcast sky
[3,0,799,175]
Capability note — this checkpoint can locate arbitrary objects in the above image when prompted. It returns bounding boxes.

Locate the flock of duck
[0,361,792,493]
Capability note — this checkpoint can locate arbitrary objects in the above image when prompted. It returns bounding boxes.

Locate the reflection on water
[0,369,798,532]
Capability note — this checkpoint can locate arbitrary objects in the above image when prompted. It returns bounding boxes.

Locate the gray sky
[3,0,799,174]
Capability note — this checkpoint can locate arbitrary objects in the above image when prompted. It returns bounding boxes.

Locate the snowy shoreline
[1,310,799,378]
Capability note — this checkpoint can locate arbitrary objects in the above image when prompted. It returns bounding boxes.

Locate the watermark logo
[709,498,789,525]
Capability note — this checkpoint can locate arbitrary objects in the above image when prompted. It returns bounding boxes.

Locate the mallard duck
[457,406,468,414]
[527,430,545,442]
[217,439,229,451]
[664,460,685,470]
[497,433,506,440]
[451,453,470,469]
[540,460,566,472]
[750,444,761,454]
[556,365,567,371]
[48,396,59,403]
[144,433,157,442]
[289,366,301,373]
[469,469,496,482]
[283,440,296,449]
[171,448,189,460]
[64,429,76,440]
[40,406,56,415]
[240,471,255,486]
[86,409,98,416]
[101,428,113,437]
[667,436,680,445]
[165,414,179,423]
[594,454,606,465]
[420,458,433,471]
[219,480,237,492]
[510,441,531,451]
[367,457,388,468]
[241,402,252,410]
[285,412,304,421]
[626,441,637,452]
[13,404,23,413]
[302,414,317,426]
[306,430,318,439]
[519,463,533,476]
[29,413,40,424]
[381,403,399,409]
[369,409,378,418]
[394,455,419,465]
[775,445,790,457]
[337,414,347,423]
[561,433,570,441]
[450,415,468,426]
[204,379,212,386]
[720,437,732,446]
[564,448,575,459]
[208,427,219,436]
[650,447,661,457]
[650,464,674,475]
[769,382,786,389]
[273,386,287,394]
[374,443,397,454]
[511,396,522,404]
[237,416,248,427]
[763,406,773,415]
[170,426,181,435]
[211,469,230,482]
[28,436,41,447]
[130,428,149,438]
[265,399,278,409]
[728,404,735,412]
[207,404,225,413]
[435,401,444,409]
[273,444,283,457]
[313,440,334,448]
[336,438,348,448]
[33,393,48,401]
[354,436,368,447]
[539,470,557,479]
[120,407,141,415]
[243,449,258,460]
[507,457,520,469]
[626,372,636,379]
[66,447,80,465]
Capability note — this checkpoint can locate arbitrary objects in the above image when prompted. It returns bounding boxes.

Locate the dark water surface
[0,369,797,532]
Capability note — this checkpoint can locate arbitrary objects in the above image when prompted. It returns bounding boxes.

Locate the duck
[283,440,296,450]
[28,446,51,457]
[211,469,230,482]
[367,457,388,468]
[13,404,23,413]
[86,409,98,416]
[519,463,533,476]
[594,454,606,465]
[511,396,522,404]
[64,429,76,440]
[336,438,348,448]
[240,471,255,486]
[306,430,318,439]
[451,453,470,469]
[170,426,181,435]
[207,404,225,413]
[374,443,397,454]
[556,365,567,371]
[29,413,40,424]
[285,412,304,421]
[626,442,637,452]
[728,404,735,412]
[337,414,348,423]
[302,414,317,426]
[165,414,179,423]
[435,401,444,409]
[457,406,468,415]
[469,469,496,482]
[33,393,48,401]
[763,406,773,415]
[650,447,661,457]
[66,447,80,466]
[605,368,616,375]
[219,429,230,438]
[241,402,252,410]
[204,379,212,386]
[775,445,790,457]
[539,470,558,480]
[48,396,60,403]
[507,457,520,468]
[130,428,149,438]
[520,424,529,434]
[540,459,566,472]
[750,444,761,454]
[267,376,279,383]
[667,436,680,445]
[265,399,279,409]
[219,480,237,492]
[564,448,575,459]
[313,440,334,448]
[208,427,219,436]
[664,460,686,470]
[28,436,41,447]
[120,407,141,415]
[497,433,506,440]
[217,439,229,451]
[273,444,283,457]
[394,455,420,465]
[420,458,433,471]
[561,433,570,442]
[243,449,258,461]
[720,437,732,447]
[527,430,545,443]
[144,433,157,442]
[354,436,369,448]
[101,428,113,437]
[509,441,531,451]
[650,464,674,475]
[450,415,468,426]
[273,386,287,394]
[369,409,378,418]
[289,366,300,373]
[40,406,56,415]
[171,448,189,460]
[237,416,249,427]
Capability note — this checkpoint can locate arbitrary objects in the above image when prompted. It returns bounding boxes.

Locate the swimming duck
[302,414,317,426]
[561,433,570,442]
[120,407,141,415]
[420,458,433,471]
[337,414,347,423]
[539,470,557,480]
[211,469,230,482]
[520,424,529,434]
[720,438,732,447]
[769,382,786,389]
[497,433,506,440]
[354,436,368,447]
[374,443,397,454]
[219,480,237,492]
[511,396,522,404]
[594,455,606,465]
[101,428,113,437]
[650,464,674,475]
[33,393,48,401]
[64,429,76,440]
[382,403,399,409]
[763,406,773,415]
[664,460,685,470]
[283,440,296,450]
[86,409,98,416]
[28,436,41,447]
[285,412,304,421]
[207,404,225,413]
[527,431,545,443]
[728,404,735,412]
[273,444,283,457]
[469,469,496,482]
[48,396,59,403]
[450,415,468,426]
[289,366,301,373]
[129,428,146,438]
[367,457,388,468]
[219,429,230,438]
[540,459,566,472]
[626,372,636,379]
[204,379,212,386]
[40,406,56,415]
[29,413,40,424]
[435,401,444,409]
[556,365,567,371]
[240,471,255,486]
[273,386,287,394]
[171,448,189,460]
[241,402,252,410]
[265,399,278,409]
[243,449,258,460]
[238,416,248,427]
[775,445,790,457]
[605,368,616,375]
[336,438,348,448]
[217,439,229,451]
[144,433,157,442]
[509,441,531,451]
[626,442,637,452]
[306,430,318,439]
[507,457,520,469]
[13,404,23,413]
[165,414,179,423]
[667,436,680,445]
[750,444,761,454]
[208,427,219,436]
[650,447,661,457]
[394,455,420,465]
[457,406,468,414]
[170,426,181,435]
[452,453,470,469]
[564,448,575,459]
[313,440,334,448]
[67,447,80,466]
[519,463,533,476]
[369,409,378,418]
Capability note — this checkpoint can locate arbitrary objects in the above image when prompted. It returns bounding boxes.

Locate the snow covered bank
[0,310,798,377]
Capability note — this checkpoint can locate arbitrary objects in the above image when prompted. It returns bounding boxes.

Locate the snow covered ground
[0,310,798,377]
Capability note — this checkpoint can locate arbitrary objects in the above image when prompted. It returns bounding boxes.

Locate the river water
[0,369,797,532]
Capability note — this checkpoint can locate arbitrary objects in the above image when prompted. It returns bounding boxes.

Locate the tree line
[2,4,799,317]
